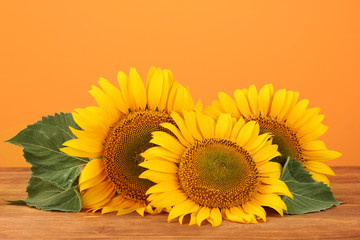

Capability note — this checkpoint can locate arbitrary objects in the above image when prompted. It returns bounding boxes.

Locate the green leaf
[280,158,341,214]
[25,177,81,212]
[5,200,26,205]
[6,112,89,212]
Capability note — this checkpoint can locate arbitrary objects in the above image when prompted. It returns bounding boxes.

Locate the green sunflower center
[252,117,304,165]
[179,139,258,208]
[102,110,174,202]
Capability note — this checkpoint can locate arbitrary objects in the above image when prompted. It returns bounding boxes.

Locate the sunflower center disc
[252,117,304,165]
[179,139,258,208]
[103,110,174,202]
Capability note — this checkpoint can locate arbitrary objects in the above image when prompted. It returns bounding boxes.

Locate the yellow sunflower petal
[102,198,142,215]
[140,153,179,165]
[87,195,115,212]
[209,208,222,227]
[215,113,233,139]
[309,171,330,186]
[303,149,342,161]
[196,111,216,139]
[172,85,187,113]
[246,133,272,155]
[219,92,241,118]
[302,161,335,176]
[284,91,299,120]
[196,206,211,226]
[69,125,100,139]
[168,199,198,222]
[183,110,202,140]
[69,127,104,147]
[89,85,120,121]
[224,208,246,223]
[292,107,321,130]
[183,86,196,111]
[257,162,282,176]
[204,105,222,119]
[60,147,100,158]
[170,112,195,144]
[230,206,257,223]
[300,124,328,143]
[189,212,198,226]
[242,201,266,222]
[101,206,134,216]
[166,81,179,112]
[248,85,259,116]
[149,190,188,208]
[72,108,109,137]
[277,91,295,122]
[212,99,225,113]
[194,99,204,111]
[136,207,146,216]
[236,121,257,147]
[302,140,327,151]
[116,208,138,216]
[147,68,163,110]
[147,192,160,202]
[252,144,280,163]
[160,122,190,148]
[117,71,136,110]
[260,177,293,198]
[258,84,273,117]
[270,89,287,118]
[128,68,147,110]
[146,66,156,93]
[138,170,178,183]
[101,197,124,214]
[62,138,103,153]
[243,122,261,149]
[78,158,105,187]
[254,193,286,216]
[150,131,186,156]
[146,181,180,195]
[230,117,246,141]
[139,159,178,174]
[297,115,325,138]
[178,214,186,224]
[81,180,115,209]
[79,170,107,192]
[259,171,281,179]
[257,181,293,199]
[98,77,128,113]
[234,89,252,118]
[158,69,173,111]
[141,146,180,162]
[145,204,158,215]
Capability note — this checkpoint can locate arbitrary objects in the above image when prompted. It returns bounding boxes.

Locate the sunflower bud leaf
[5,112,89,212]
[280,158,341,214]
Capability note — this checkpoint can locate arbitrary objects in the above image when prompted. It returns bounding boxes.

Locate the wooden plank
[0,167,359,239]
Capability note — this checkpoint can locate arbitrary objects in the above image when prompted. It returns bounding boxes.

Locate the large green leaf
[25,177,82,211]
[6,112,89,212]
[280,158,341,214]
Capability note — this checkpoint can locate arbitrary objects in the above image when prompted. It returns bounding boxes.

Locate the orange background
[0,1,359,167]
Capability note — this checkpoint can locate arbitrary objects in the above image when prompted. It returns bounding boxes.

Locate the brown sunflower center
[178,139,258,208]
[102,110,174,202]
[251,116,304,165]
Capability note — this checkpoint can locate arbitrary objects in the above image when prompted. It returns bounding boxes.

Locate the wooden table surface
[0,167,359,240]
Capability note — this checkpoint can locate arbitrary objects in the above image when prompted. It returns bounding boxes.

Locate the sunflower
[205,84,341,185]
[60,67,202,216]
[139,111,292,226]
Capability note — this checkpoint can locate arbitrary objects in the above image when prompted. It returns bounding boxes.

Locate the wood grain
[0,167,359,240]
